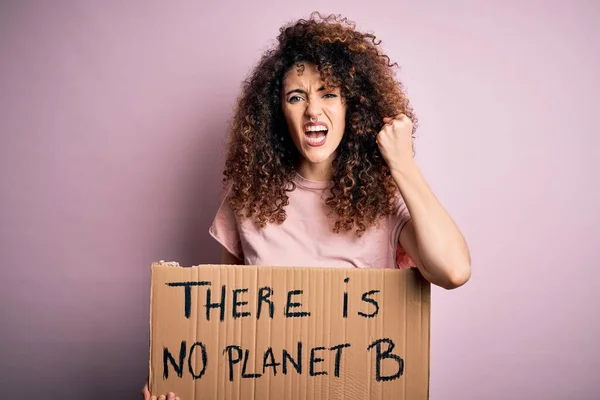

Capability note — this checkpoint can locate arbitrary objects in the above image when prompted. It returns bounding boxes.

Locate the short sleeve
[208,188,244,259]
[391,195,415,269]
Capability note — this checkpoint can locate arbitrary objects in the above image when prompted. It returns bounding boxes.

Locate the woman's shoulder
[209,183,244,259]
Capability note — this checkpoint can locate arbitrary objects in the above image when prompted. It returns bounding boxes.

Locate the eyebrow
[285,86,326,96]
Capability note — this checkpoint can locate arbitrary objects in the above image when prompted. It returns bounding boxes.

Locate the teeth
[305,125,328,132]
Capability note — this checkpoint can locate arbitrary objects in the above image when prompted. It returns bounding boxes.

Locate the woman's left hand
[376,114,414,171]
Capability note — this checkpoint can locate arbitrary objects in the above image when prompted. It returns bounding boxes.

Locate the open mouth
[304,124,328,147]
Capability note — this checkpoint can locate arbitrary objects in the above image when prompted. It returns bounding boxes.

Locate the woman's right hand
[142,382,178,400]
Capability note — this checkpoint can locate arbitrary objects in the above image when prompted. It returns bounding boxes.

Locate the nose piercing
[310,116,317,122]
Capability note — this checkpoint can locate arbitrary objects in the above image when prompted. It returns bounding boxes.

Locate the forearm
[391,161,471,288]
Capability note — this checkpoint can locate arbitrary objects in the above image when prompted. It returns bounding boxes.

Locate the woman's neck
[297,160,333,182]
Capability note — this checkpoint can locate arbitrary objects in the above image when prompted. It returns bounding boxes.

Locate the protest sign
[149,261,430,399]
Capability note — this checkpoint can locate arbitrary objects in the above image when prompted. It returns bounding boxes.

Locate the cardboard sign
[149,261,431,399]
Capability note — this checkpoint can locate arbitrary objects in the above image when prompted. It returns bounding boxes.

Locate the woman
[143,12,470,400]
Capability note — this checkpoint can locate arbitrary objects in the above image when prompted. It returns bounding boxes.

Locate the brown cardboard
[149,261,431,399]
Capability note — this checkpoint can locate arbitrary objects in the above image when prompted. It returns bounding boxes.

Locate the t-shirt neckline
[293,172,331,190]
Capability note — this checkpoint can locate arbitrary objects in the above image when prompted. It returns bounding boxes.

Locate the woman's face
[281,62,346,168]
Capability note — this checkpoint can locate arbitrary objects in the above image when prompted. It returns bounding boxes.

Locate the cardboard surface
[149,261,431,399]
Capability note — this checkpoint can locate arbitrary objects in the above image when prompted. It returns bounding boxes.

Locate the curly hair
[223,12,418,236]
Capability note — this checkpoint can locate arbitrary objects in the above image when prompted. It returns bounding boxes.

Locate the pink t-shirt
[209,173,414,269]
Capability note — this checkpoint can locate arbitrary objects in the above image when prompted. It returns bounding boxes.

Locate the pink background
[1,1,598,398]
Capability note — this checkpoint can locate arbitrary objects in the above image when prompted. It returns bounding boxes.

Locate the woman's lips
[303,121,329,147]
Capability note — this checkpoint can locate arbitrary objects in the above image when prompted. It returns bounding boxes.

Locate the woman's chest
[238,205,395,269]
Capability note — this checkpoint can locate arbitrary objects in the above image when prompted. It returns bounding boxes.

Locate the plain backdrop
[1,0,598,398]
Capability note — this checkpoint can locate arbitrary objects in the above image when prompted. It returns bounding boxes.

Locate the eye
[288,95,303,103]
[323,93,338,99]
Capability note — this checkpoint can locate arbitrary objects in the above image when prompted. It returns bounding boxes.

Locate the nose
[305,99,322,121]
